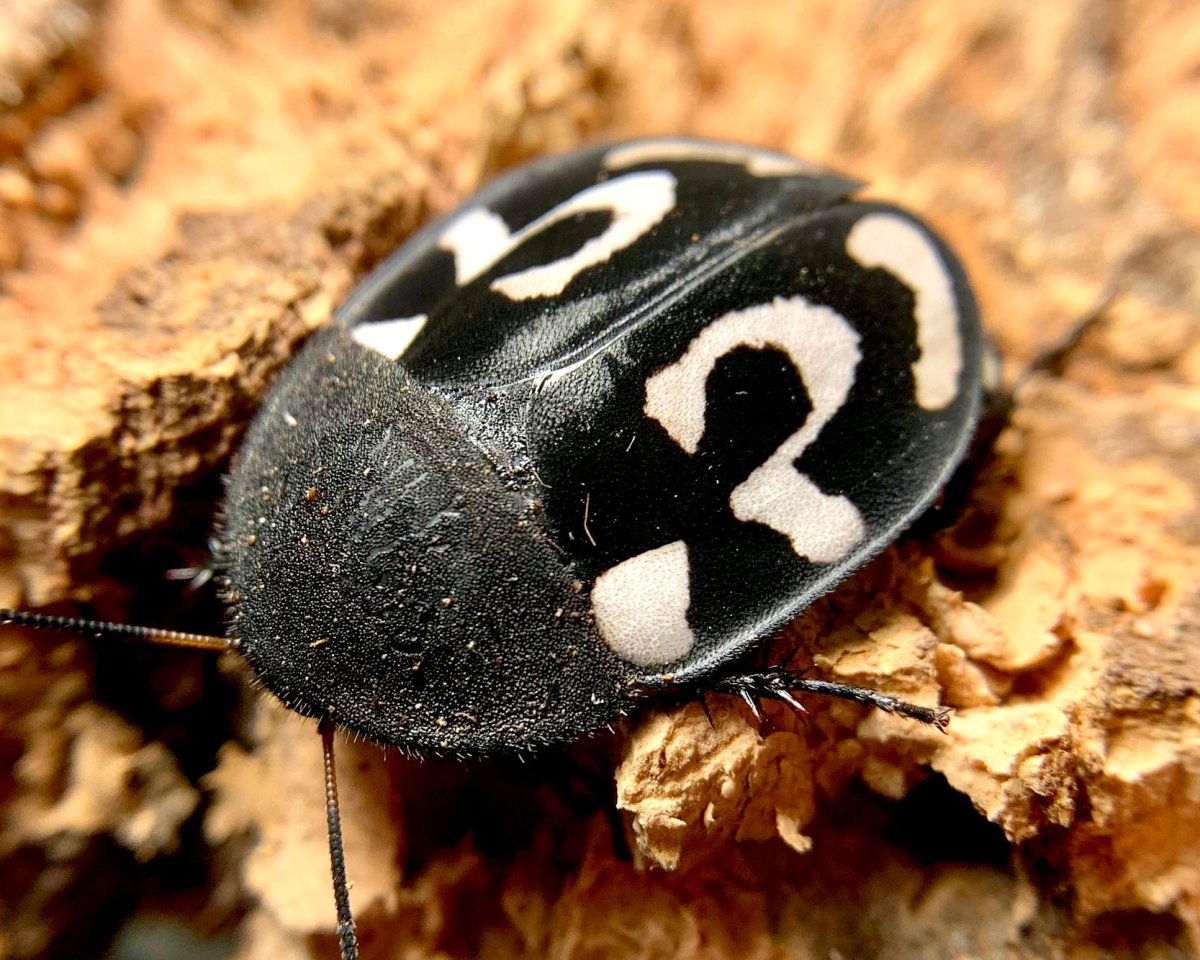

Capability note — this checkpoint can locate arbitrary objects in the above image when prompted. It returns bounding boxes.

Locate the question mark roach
[4,137,988,959]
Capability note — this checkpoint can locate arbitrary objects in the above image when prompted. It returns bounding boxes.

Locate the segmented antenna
[320,718,360,960]
[0,609,231,652]
[4,609,363,956]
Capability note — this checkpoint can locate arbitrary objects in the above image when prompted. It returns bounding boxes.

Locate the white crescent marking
[604,139,823,177]
[846,213,962,410]
[437,171,677,300]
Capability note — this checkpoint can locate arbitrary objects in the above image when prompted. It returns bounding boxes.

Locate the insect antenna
[0,608,231,652]
[320,717,360,960]
[3,607,364,950]
[3,608,366,957]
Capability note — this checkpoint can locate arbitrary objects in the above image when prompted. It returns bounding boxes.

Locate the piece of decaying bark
[2,1,1199,959]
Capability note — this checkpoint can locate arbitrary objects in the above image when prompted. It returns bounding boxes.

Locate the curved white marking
[644,296,866,564]
[603,139,822,177]
[846,213,962,410]
[592,540,695,666]
[438,210,511,286]
[351,315,428,360]
[437,171,676,300]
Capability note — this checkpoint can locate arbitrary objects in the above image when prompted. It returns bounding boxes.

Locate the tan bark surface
[1,1,1198,958]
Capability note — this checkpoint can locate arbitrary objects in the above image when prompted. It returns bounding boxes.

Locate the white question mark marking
[438,171,677,301]
[644,296,866,564]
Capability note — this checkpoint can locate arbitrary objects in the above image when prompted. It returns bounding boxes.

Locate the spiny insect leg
[713,668,950,732]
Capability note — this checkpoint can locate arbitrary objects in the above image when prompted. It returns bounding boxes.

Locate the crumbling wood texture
[1,0,1198,958]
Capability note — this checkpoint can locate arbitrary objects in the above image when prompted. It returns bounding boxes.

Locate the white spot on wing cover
[604,139,823,177]
[438,210,511,286]
[592,540,695,666]
[644,296,866,564]
[846,213,962,410]
[351,315,429,360]
[437,171,676,300]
